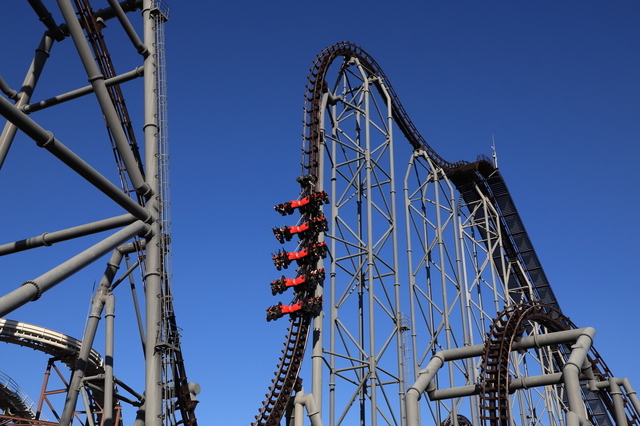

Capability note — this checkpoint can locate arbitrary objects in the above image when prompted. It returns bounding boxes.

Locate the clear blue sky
[0,1,638,425]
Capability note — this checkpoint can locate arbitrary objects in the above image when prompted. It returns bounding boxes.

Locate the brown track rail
[479,302,571,425]
[255,41,625,425]
[253,315,309,425]
[480,302,639,425]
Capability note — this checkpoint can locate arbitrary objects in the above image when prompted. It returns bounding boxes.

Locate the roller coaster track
[0,371,40,420]
[479,302,571,424]
[0,319,103,373]
[479,302,638,425]
[255,41,621,425]
[253,41,557,426]
[0,318,104,420]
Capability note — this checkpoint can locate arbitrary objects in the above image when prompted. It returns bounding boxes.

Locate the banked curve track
[0,318,104,420]
[253,41,609,425]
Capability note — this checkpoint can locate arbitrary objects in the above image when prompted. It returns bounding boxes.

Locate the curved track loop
[479,302,638,425]
[301,41,468,178]
[479,302,570,425]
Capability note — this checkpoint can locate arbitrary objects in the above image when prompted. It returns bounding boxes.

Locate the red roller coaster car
[270,268,326,295]
[274,191,329,216]
[273,216,328,243]
[272,242,327,270]
[266,297,323,322]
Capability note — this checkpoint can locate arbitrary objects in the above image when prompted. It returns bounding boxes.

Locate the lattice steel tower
[254,42,640,426]
[0,2,197,426]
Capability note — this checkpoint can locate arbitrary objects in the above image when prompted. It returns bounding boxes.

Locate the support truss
[303,42,640,426]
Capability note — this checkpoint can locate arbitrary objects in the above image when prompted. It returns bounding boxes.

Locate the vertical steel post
[142,1,163,425]
[362,64,378,426]
[59,248,123,426]
[104,294,116,426]
[328,97,338,426]
[311,91,329,413]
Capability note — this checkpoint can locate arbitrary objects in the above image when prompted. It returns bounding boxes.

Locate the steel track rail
[479,302,638,425]
[253,315,309,425]
[0,318,103,373]
[479,302,570,424]
[0,318,105,420]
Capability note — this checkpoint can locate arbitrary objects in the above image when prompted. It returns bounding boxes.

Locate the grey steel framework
[254,42,640,426]
[0,2,197,426]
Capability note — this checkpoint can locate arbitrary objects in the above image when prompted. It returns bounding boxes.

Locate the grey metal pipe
[116,241,145,255]
[106,0,149,56]
[0,214,136,256]
[104,294,116,426]
[406,353,445,426]
[0,94,150,221]
[293,389,323,426]
[61,314,103,426]
[293,398,303,426]
[0,33,54,169]
[563,328,595,425]
[94,0,143,21]
[79,387,97,426]
[59,247,125,426]
[56,0,151,199]
[607,378,626,424]
[566,411,586,426]
[406,328,596,426]
[123,255,146,352]
[114,376,145,402]
[26,0,65,40]
[596,377,640,421]
[133,404,145,426]
[0,220,148,317]
[83,379,141,406]
[0,75,18,100]
[110,256,142,291]
[618,378,640,418]
[141,1,163,424]
[24,67,144,114]
[428,373,565,400]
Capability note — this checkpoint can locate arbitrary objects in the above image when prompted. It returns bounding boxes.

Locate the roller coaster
[0,3,638,426]
[252,42,640,426]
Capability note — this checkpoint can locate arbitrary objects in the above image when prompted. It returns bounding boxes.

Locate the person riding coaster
[270,268,326,295]
[272,216,328,244]
[274,191,329,216]
[266,297,323,322]
[271,242,327,270]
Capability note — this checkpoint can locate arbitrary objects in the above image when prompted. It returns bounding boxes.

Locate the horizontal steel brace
[0,214,137,255]
[0,220,149,317]
[24,66,144,113]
